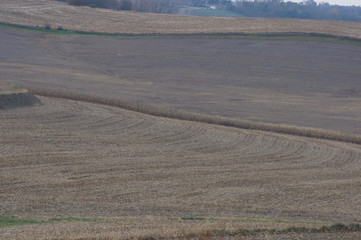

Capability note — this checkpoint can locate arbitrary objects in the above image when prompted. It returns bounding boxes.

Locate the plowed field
[1,27,361,135]
[1,2,361,238]
[1,97,361,239]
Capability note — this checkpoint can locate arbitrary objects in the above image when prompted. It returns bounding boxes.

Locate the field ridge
[1,215,360,239]
[29,88,361,145]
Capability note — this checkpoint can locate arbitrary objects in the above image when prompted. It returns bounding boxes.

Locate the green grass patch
[48,216,104,223]
[0,216,103,228]
[0,21,102,36]
[192,223,361,238]
[1,21,361,46]
[181,223,361,239]
[180,216,326,225]
[0,216,44,228]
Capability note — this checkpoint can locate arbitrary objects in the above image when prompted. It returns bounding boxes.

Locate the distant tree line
[56,0,361,21]
[191,0,232,7]
[230,0,361,21]
[56,0,181,13]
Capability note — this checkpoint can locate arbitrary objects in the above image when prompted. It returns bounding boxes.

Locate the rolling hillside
[1,1,361,239]
[1,96,361,239]
[0,0,360,38]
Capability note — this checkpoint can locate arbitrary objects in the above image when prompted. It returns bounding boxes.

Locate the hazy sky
[286,0,361,6]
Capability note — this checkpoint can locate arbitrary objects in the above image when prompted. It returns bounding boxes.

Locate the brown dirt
[1,0,361,38]
[1,97,361,222]
[1,27,360,135]
[1,97,361,239]
[1,3,361,238]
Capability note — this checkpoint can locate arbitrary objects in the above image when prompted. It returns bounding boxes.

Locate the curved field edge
[1,0,361,39]
[2,97,361,238]
[29,88,361,145]
[1,21,361,44]
[1,215,360,240]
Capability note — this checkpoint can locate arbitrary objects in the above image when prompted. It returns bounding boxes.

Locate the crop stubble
[1,97,361,222]
[1,2,361,238]
[1,28,361,135]
[1,0,361,38]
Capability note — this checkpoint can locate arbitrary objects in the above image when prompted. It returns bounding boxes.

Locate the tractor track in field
[1,96,361,224]
[1,2,361,238]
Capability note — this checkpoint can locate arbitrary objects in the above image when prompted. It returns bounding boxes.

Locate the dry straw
[30,88,361,145]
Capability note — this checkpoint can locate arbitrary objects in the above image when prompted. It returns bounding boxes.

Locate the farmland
[1,27,361,135]
[1,0,361,37]
[1,0,361,239]
[1,96,361,239]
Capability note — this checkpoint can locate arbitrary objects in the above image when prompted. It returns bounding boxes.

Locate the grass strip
[179,223,361,239]
[232,223,361,236]
[180,216,325,225]
[181,217,206,221]
[0,216,103,228]
[0,216,44,228]
[2,215,360,239]
[1,21,361,45]
[48,217,104,223]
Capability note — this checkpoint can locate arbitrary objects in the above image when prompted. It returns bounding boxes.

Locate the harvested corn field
[1,0,361,38]
[1,27,361,135]
[1,97,361,239]
[1,1,361,238]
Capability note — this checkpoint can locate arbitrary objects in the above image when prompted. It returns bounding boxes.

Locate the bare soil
[1,0,361,38]
[1,97,361,239]
[1,28,360,134]
[1,97,361,221]
[1,3,361,238]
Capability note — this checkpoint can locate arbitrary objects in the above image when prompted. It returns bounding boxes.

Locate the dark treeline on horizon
[56,0,180,13]
[56,0,361,21]
[230,0,361,21]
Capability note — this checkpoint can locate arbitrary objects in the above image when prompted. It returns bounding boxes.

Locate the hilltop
[1,0,361,38]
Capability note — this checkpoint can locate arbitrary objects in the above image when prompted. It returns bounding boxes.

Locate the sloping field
[1,0,361,37]
[1,2,361,238]
[1,27,361,135]
[1,97,361,239]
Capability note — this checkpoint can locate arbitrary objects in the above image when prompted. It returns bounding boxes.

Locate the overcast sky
[285,0,361,6]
